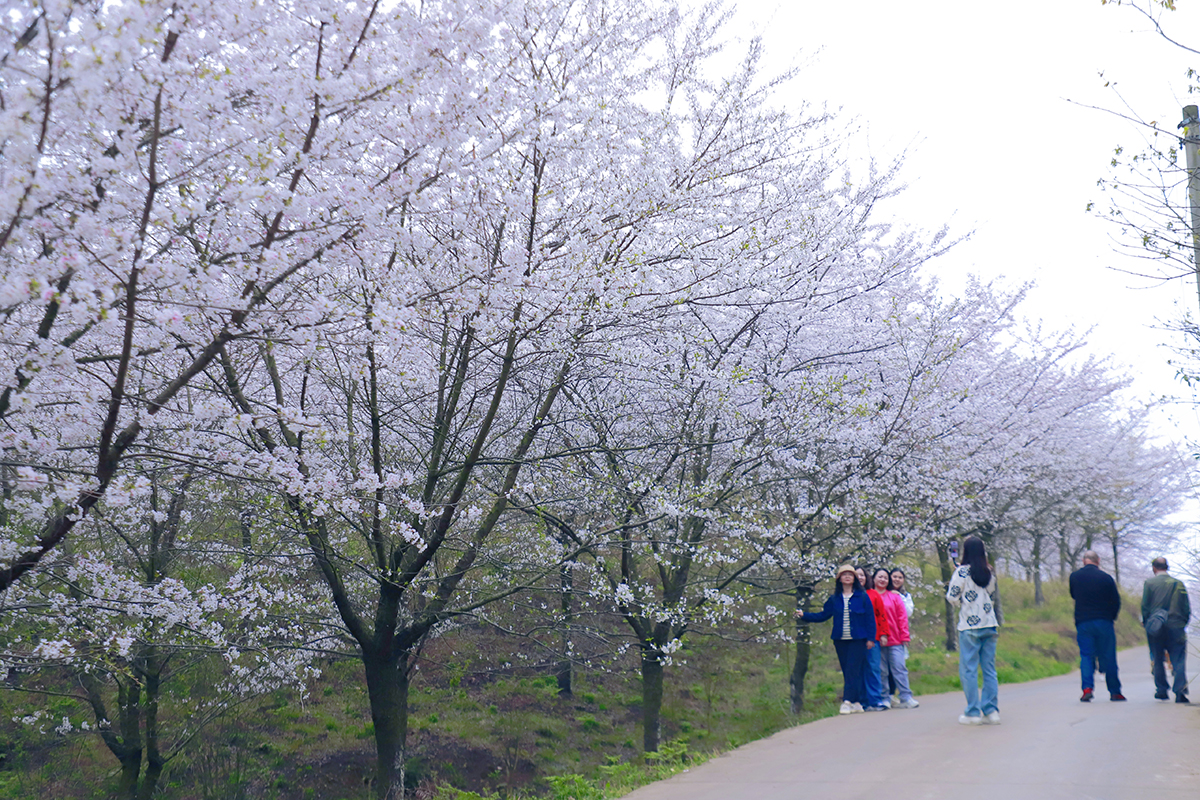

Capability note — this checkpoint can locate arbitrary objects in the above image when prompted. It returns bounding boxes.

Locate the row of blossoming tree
[0,1,1192,798]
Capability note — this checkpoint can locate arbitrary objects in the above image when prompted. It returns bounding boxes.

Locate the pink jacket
[879,590,910,645]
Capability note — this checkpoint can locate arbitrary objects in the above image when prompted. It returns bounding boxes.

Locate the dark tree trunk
[81,671,142,799]
[640,649,664,755]
[239,506,253,549]
[1033,533,1045,606]
[117,677,144,800]
[365,652,411,800]
[117,758,141,799]
[117,752,142,799]
[936,540,957,652]
[1111,530,1120,585]
[789,585,814,714]
[556,559,573,696]
[137,656,165,800]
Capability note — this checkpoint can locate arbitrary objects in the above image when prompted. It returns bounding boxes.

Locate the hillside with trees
[0,2,1193,799]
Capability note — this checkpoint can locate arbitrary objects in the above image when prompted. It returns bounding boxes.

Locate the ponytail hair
[962,535,991,588]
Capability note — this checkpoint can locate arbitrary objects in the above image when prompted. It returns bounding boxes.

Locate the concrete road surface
[619,648,1199,800]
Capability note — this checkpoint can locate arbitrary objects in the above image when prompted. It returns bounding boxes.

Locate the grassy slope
[0,574,1148,800]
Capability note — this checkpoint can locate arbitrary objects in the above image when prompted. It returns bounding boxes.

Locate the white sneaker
[983,711,1001,725]
[880,698,892,709]
[897,697,920,709]
[958,714,982,725]
[849,702,864,713]
[839,701,853,715]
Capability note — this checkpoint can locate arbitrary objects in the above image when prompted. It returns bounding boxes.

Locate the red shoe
[1080,688,1094,702]
[1110,694,1127,701]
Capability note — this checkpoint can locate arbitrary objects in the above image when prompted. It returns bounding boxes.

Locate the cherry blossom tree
[517,139,964,745]
[0,467,327,799]
[1,1,595,795]
[0,0,509,592]
[184,0,862,790]
[990,404,1192,592]
[1091,426,1193,582]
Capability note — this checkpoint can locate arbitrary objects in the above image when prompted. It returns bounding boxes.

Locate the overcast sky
[733,0,1200,447]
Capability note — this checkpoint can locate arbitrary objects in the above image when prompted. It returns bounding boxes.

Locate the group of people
[1068,551,1191,705]
[799,535,1194,726]
[796,564,920,714]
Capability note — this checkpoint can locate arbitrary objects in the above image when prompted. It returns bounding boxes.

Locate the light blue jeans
[958,626,999,717]
[881,644,913,702]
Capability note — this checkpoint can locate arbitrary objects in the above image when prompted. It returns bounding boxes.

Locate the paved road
[619,648,1199,800]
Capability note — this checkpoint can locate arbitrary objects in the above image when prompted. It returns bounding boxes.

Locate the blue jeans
[1148,627,1188,698]
[864,640,885,707]
[1077,619,1121,695]
[958,626,999,717]
[832,638,868,704]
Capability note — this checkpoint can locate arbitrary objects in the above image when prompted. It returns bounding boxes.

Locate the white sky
[734,0,1200,449]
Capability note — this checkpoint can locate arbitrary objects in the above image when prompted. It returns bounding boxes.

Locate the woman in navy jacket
[797,563,877,714]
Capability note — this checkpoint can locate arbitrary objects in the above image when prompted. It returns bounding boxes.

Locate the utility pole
[1182,104,1200,315]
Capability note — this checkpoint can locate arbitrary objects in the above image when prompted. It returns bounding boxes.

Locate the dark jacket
[1141,572,1191,630]
[802,588,877,641]
[1069,563,1121,624]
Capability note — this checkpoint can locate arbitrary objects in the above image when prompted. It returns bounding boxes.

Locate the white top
[840,593,853,639]
[946,566,999,631]
[899,591,915,618]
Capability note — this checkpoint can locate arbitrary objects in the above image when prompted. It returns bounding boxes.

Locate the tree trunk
[1110,530,1120,585]
[556,559,573,696]
[116,677,143,800]
[936,541,957,652]
[789,585,814,714]
[365,652,411,800]
[239,506,253,549]
[1032,533,1044,606]
[640,648,664,755]
[137,657,164,800]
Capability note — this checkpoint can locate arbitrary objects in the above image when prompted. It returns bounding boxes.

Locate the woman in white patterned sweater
[946,535,1003,725]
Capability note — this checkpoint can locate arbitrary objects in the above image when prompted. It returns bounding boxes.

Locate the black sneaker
[1176,695,1190,704]
[1110,693,1127,702]
[1155,692,1169,700]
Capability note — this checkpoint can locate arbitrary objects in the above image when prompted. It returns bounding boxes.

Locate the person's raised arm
[946,569,964,607]
[797,594,836,623]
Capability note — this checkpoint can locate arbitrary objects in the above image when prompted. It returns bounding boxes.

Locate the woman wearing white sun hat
[797,564,877,714]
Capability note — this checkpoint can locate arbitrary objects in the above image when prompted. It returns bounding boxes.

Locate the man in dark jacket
[1069,551,1124,702]
[1142,556,1191,703]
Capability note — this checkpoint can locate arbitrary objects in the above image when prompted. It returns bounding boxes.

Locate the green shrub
[545,774,603,800]
[574,715,602,732]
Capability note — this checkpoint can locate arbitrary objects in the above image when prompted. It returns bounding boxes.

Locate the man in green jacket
[1141,557,1191,703]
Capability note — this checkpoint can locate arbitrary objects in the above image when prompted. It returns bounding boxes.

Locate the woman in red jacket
[859,566,891,710]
